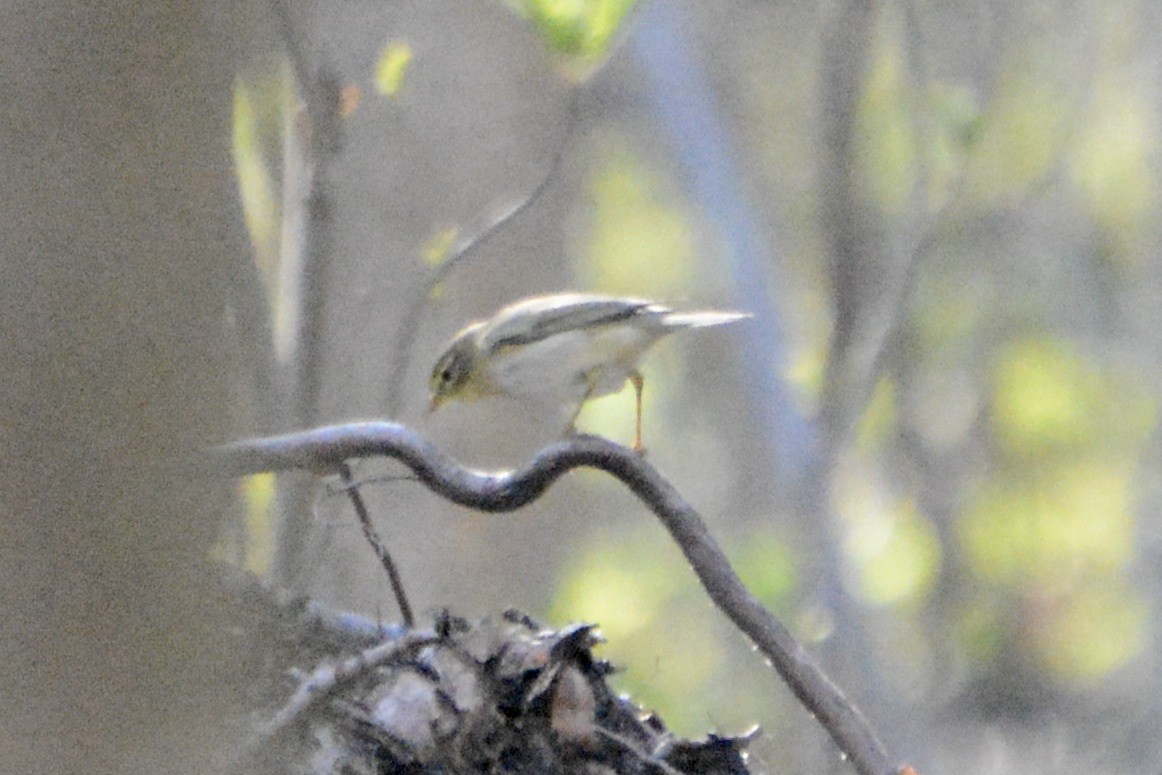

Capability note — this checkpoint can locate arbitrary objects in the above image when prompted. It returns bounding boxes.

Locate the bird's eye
[441,367,454,383]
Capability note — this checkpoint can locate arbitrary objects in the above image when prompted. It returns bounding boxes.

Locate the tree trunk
[0,3,250,772]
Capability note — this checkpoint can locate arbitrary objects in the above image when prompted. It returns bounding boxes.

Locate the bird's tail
[662,310,751,328]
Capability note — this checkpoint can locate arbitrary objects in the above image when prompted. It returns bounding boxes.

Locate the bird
[427,292,749,452]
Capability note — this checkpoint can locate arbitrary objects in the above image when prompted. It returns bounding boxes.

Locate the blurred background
[6,0,1160,773]
[229,1,1162,773]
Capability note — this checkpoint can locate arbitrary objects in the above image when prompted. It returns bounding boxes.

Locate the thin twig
[268,0,312,98]
[336,462,414,628]
[205,422,907,775]
[382,90,580,418]
[325,473,421,495]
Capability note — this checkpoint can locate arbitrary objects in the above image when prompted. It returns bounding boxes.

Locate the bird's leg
[564,399,585,436]
[629,369,645,455]
[565,374,599,436]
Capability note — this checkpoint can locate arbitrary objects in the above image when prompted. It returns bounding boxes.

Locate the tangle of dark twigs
[233,629,440,769]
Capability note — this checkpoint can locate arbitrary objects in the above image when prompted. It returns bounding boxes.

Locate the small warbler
[428,293,749,451]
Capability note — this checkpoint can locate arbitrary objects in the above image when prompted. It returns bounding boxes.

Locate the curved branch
[205,422,905,775]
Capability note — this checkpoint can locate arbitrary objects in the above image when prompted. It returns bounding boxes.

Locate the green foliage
[374,40,414,98]
[573,137,698,298]
[956,337,1157,680]
[912,270,990,355]
[927,83,983,205]
[955,579,1148,682]
[731,532,799,607]
[1069,74,1156,262]
[1036,579,1147,679]
[786,336,828,405]
[849,504,942,607]
[854,12,983,215]
[232,75,284,298]
[420,226,460,269]
[854,376,898,452]
[993,339,1103,454]
[962,53,1071,204]
[955,595,1006,664]
[504,0,637,62]
[854,12,1156,272]
[211,474,276,576]
[240,474,277,576]
[991,338,1156,459]
[550,526,797,734]
[856,42,919,214]
[231,62,303,364]
[960,462,1136,586]
[836,461,942,607]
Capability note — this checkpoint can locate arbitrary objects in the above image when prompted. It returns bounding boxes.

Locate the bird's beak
[426,395,442,416]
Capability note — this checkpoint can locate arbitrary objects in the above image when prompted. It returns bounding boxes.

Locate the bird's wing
[483,294,662,350]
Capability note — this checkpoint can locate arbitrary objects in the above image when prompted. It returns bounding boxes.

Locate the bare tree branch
[382,90,580,418]
[266,0,348,589]
[205,422,907,775]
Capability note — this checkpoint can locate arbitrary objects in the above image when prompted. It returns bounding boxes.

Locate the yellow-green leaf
[506,0,637,60]
[374,41,413,98]
[420,226,459,267]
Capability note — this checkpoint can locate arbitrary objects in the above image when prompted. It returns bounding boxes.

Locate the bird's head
[428,322,488,412]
